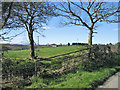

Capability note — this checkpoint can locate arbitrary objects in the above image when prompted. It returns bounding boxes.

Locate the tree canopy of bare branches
[2,2,13,28]
[1,2,54,59]
[53,1,119,45]
[0,2,13,41]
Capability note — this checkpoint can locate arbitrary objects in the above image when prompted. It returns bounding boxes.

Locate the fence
[34,45,117,76]
[2,45,118,84]
[2,48,88,84]
[35,48,89,76]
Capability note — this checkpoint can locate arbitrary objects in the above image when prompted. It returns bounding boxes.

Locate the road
[97,72,120,89]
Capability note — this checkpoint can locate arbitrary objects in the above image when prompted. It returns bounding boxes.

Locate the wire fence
[2,48,88,83]
[2,45,119,84]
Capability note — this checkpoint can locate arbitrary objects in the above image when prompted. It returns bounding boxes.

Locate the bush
[81,46,118,72]
[2,58,38,80]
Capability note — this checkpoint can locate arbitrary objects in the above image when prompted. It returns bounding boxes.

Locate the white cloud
[42,26,51,29]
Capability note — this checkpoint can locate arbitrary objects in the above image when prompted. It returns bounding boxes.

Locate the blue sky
[2,16,118,45]
[1,2,119,45]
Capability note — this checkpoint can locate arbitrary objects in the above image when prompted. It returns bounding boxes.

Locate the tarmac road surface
[97,72,120,89]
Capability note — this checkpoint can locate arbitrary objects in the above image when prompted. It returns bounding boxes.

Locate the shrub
[81,46,118,72]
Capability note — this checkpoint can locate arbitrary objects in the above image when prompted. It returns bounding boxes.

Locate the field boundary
[35,48,89,76]
[36,48,89,61]
[2,45,118,85]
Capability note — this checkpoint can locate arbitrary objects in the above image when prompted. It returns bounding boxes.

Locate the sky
[1,2,119,45]
[1,16,118,45]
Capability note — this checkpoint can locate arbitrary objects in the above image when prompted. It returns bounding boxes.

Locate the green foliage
[81,46,120,72]
[26,66,118,88]
[26,53,120,88]
[26,76,47,88]
[2,45,120,88]
[12,79,30,88]
[2,57,43,80]
[81,53,120,72]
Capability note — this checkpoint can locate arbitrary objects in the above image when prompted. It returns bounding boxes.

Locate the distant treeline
[72,43,88,45]
[1,42,120,52]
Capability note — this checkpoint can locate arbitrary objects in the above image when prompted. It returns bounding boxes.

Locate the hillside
[1,44,29,51]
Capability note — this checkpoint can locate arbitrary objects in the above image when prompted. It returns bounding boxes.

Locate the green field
[3,46,86,59]
[2,45,120,88]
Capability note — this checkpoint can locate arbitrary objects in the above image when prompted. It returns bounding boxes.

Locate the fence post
[88,47,91,59]
[104,46,106,54]
[35,60,37,76]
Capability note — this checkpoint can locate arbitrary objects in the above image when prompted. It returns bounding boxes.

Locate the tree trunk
[29,32,35,59]
[88,30,93,45]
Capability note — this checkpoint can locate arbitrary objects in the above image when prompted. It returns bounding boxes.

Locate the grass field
[3,46,86,59]
[2,45,120,88]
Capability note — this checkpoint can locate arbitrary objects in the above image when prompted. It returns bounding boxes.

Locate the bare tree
[54,1,119,45]
[2,2,54,59]
[0,2,13,41]
[2,2,13,29]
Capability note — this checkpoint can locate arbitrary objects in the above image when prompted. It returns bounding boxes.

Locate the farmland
[2,45,120,88]
[3,45,86,59]
[1,1,119,89]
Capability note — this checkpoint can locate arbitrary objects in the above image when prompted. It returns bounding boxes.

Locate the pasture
[3,45,86,59]
[2,45,120,88]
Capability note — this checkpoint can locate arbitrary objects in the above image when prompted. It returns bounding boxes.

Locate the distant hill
[0,44,46,51]
[0,44,29,51]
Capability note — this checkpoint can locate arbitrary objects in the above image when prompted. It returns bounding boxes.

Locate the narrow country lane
[97,72,120,89]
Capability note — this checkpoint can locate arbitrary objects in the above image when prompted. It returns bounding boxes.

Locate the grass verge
[25,65,120,88]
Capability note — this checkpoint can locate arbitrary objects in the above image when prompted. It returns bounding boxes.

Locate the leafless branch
[35,30,45,37]
[2,2,13,28]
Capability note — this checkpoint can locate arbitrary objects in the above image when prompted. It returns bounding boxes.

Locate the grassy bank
[25,66,119,88]
[2,45,120,88]
[25,53,120,88]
